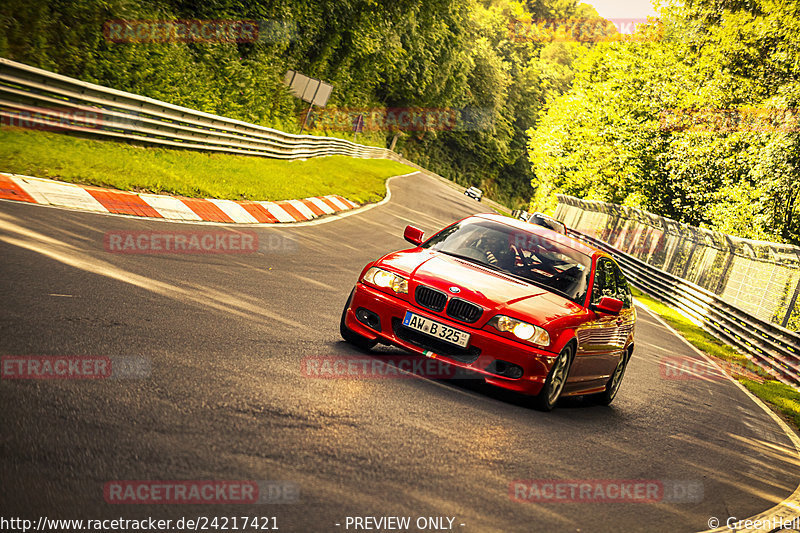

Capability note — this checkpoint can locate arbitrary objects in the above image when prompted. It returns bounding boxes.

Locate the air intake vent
[415,285,447,312]
[446,298,482,323]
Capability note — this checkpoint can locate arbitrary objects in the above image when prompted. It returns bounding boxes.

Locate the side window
[591,259,618,305]
[611,262,632,308]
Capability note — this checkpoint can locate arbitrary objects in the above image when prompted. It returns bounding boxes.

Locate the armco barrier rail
[568,229,800,389]
[555,194,800,329]
[0,57,395,161]
[0,57,515,215]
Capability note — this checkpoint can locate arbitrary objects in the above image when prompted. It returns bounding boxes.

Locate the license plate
[402,311,470,348]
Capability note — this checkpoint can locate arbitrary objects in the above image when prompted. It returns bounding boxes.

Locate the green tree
[527,0,800,243]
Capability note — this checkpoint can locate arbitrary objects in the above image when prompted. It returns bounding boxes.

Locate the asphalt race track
[1,172,798,532]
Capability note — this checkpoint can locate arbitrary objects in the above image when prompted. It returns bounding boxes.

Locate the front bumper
[344,282,557,396]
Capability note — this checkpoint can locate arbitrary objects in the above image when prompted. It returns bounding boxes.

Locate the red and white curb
[0,172,359,223]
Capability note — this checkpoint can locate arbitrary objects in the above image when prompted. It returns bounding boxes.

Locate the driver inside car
[476,232,516,270]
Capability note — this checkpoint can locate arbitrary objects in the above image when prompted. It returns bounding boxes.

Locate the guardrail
[568,229,800,389]
[0,57,519,215]
[555,194,800,330]
[0,57,396,161]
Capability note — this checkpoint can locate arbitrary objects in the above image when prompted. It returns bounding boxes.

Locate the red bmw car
[340,214,636,411]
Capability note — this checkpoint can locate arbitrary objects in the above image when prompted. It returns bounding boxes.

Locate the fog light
[506,366,523,379]
[355,307,381,331]
[490,360,524,379]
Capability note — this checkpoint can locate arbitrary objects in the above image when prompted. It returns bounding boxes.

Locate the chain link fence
[555,195,800,332]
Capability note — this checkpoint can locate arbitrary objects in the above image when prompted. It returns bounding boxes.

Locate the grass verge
[632,287,800,433]
[739,380,800,430]
[0,128,413,203]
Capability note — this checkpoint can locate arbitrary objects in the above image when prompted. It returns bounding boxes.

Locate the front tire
[532,343,574,412]
[340,288,377,351]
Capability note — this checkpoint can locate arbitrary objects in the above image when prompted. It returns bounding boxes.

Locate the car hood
[378,250,584,326]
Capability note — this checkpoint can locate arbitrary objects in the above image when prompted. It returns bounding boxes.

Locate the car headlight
[362,267,408,294]
[489,315,550,346]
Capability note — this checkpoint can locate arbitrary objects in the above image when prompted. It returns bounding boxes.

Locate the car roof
[531,212,564,224]
[471,213,605,259]
[527,212,567,233]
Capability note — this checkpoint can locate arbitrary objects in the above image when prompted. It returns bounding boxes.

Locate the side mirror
[404,225,425,246]
[595,296,623,315]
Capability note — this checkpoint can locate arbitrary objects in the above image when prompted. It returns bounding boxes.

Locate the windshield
[422,219,591,303]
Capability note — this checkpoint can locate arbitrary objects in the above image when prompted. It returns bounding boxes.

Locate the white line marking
[308,197,335,214]
[325,196,349,211]
[635,299,800,532]
[260,202,297,223]
[9,175,48,204]
[207,198,260,223]
[139,194,203,221]
[13,176,108,212]
[287,199,316,220]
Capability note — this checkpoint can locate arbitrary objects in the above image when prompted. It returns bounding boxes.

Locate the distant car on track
[340,214,636,411]
[464,186,483,201]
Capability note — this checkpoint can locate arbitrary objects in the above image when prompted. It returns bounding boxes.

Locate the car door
[611,260,636,355]
[567,257,624,392]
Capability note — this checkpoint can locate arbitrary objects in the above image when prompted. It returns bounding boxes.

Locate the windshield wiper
[437,250,504,271]
[438,251,535,280]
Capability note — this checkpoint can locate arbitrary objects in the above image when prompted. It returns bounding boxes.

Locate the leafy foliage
[0,0,608,209]
[528,0,800,244]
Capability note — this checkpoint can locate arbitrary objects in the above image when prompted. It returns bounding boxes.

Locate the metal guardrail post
[783,276,800,329]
